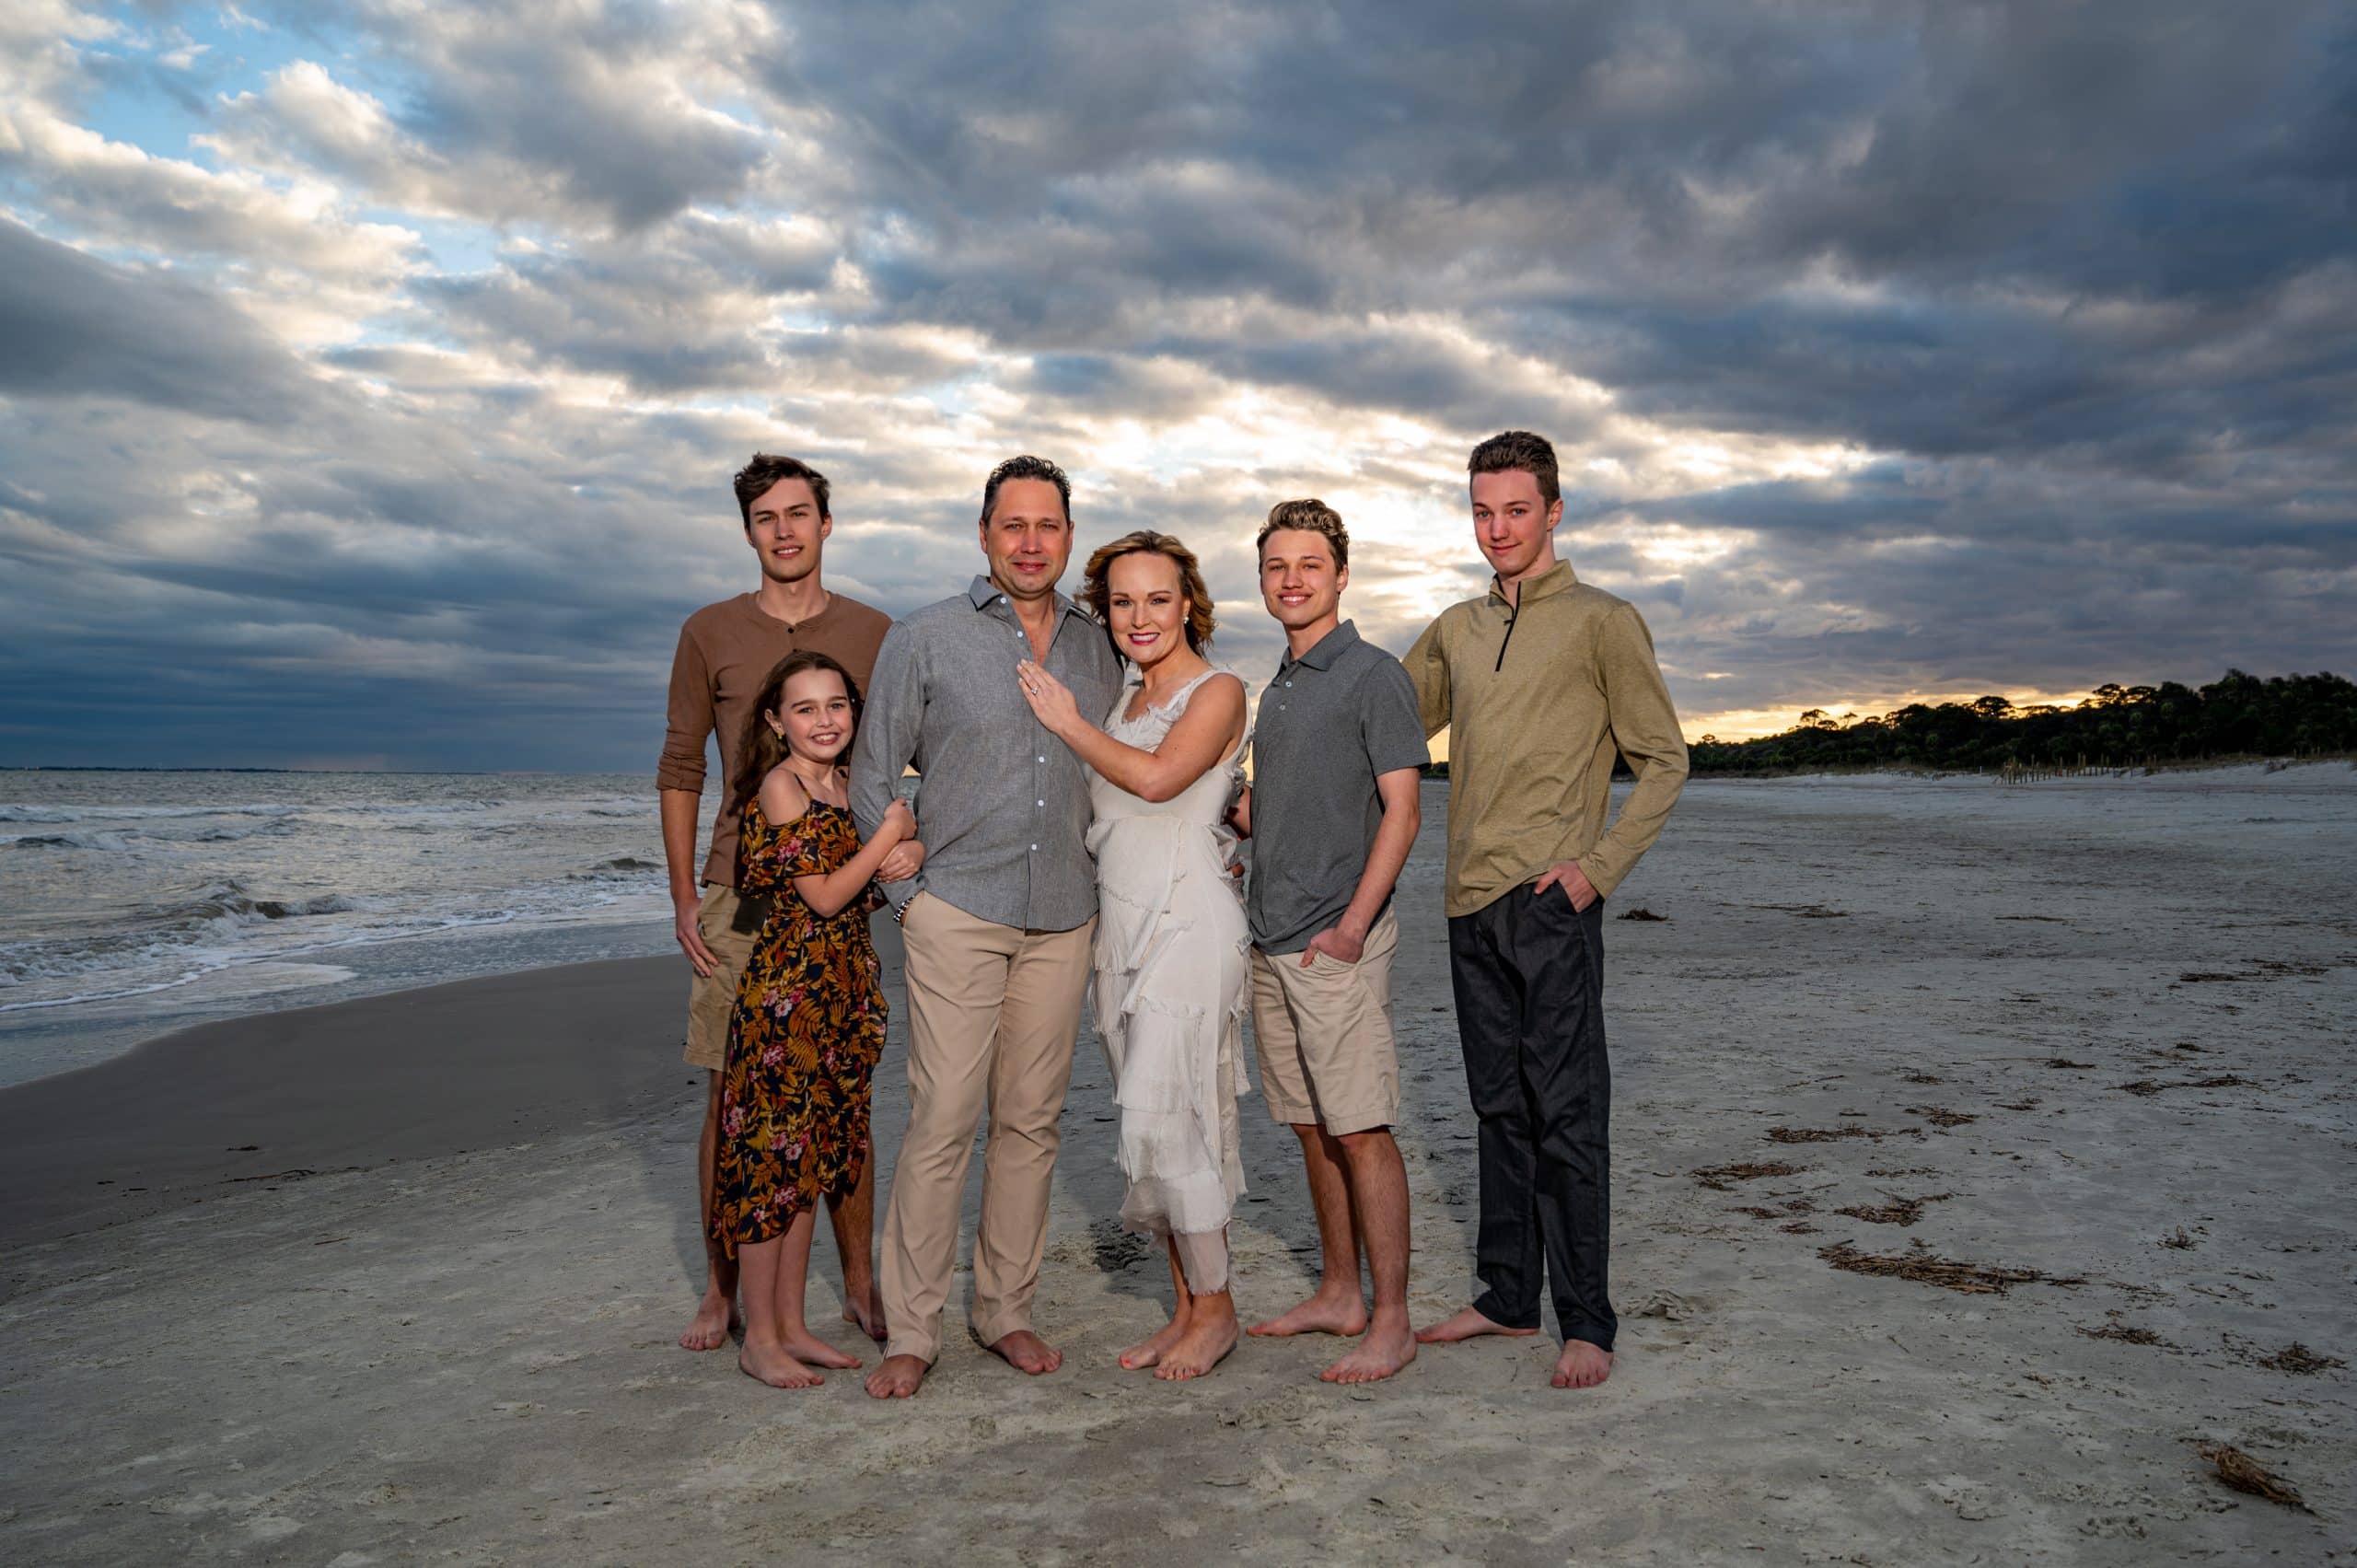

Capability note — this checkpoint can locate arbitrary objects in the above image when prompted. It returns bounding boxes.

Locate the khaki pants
[683,883,768,1071]
[880,892,1096,1364]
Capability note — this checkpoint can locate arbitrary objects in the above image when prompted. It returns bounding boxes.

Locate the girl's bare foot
[1551,1342,1613,1388]
[1154,1298,1238,1382]
[778,1326,862,1370]
[1120,1310,1190,1370]
[1414,1305,1538,1343]
[679,1286,739,1352]
[738,1339,823,1388]
[1247,1286,1367,1338]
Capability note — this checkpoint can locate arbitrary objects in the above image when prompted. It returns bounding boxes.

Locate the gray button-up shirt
[1247,619,1430,952]
[850,575,1121,931]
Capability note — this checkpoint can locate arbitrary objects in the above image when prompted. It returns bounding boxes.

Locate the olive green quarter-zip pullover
[1402,560,1688,917]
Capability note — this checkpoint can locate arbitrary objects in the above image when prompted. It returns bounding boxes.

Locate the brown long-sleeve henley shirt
[657,590,890,888]
[1403,561,1688,916]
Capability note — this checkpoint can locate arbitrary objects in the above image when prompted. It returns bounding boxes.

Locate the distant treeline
[1415,670,2357,779]
[1685,670,2357,774]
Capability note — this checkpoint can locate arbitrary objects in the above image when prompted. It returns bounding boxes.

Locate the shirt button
[1037,755,1046,763]
[1284,679,1293,688]
[1030,843,1039,852]
[1036,798,1045,807]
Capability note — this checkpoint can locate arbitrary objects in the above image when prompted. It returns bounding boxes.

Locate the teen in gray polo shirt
[1237,499,1428,1385]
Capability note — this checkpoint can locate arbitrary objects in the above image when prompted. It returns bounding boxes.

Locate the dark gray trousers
[1446,885,1615,1351]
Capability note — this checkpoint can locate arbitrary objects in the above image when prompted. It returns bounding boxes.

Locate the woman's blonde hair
[1081,530,1216,653]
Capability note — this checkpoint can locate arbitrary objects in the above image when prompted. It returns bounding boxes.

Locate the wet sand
[3,767,2351,1564]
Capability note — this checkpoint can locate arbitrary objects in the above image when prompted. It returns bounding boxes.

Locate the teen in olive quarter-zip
[1402,559,1688,918]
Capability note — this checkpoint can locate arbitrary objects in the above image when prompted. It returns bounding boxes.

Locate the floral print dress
[708,796,888,1259]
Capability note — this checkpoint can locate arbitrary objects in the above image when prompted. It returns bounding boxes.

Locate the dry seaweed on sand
[1905,1105,1979,1129]
[1817,1240,2081,1295]
[2113,1074,2252,1098]
[2256,1342,2346,1375]
[1834,1192,1954,1226]
[1689,1159,1805,1191]
[1617,907,1668,922]
[1769,1124,1919,1144]
[2076,1318,2170,1347]
[1754,902,1850,918]
[1902,1070,1944,1085]
[2193,1445,2310,1511]
[2159,1226,2199,1249]
[2045,1057,2096,1069]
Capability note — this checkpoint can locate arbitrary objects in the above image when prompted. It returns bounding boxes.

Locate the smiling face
[1104,550,1190,671]
[1259,527,1347,635]
[979,476,1074,602]
[1470,468,1562,583]
[770,666,854,765]
[746,476,830,585]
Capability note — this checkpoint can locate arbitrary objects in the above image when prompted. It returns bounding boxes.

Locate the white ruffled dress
[1085,667,1252,1293]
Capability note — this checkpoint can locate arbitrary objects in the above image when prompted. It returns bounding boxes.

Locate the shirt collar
[1486,559,1577,609]
[967,574,1088,622]
[1283,618,1362,672]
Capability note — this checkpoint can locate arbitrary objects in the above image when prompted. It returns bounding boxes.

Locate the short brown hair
[1469,430,1560,506]
[1082,530,1216,652]
[980,454,1072,524]
[1255,497,1348,571]
[733,452,830,528]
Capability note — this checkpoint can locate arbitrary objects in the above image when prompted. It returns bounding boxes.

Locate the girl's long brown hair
[728,649,864,819]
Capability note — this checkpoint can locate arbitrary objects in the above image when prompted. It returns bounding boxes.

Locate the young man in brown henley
[1405,430,1688,1390]
[657,452,897,1353]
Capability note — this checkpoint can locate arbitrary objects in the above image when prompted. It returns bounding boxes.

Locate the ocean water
[0,771,678,1088]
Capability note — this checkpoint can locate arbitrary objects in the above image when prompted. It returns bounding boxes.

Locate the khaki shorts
[1249,906,1401,1135]
[683,882,771,1071]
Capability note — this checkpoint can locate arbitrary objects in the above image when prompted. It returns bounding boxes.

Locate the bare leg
[680,1072,741,1351]
[830,1157,886,1342]
[772,1204,861,1370]
[1155,1228,1239,1381]
[1552,1341,1614,1388]
[736,1219,822,1388]
[1248,1123,1371,1338]
[1120,1237,1194,1370]
[1321,1128,1417,1384]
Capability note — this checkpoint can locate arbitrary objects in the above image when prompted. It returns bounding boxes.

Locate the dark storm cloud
[0,218,310,421]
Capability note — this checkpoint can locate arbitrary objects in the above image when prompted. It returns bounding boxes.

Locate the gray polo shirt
[849,575,1121,932]
[1247,620,1429,953]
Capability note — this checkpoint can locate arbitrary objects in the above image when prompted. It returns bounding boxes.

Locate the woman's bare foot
[777,1325,862,1370]
[1119,1310,1190,1370]
[679,1285,739,1352]
[840,1283,888,1343]
[1154,1298,1238,1382]
[1414,1305,1539,1343]
[864,1353,929,1400]
[738,1339,823,1388]
[1551,1341,1613,1388]
[986,1330,1063,1375]
[1247,1286,1367,1339]
[1321,1313,1416,1384]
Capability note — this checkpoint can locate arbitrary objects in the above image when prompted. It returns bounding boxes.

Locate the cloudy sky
[2,1,2351,771]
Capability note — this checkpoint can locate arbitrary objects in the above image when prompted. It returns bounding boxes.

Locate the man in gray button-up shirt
[850,455,1120,1398]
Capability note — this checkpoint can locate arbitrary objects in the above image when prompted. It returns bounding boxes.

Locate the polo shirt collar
[1283,618,1362,672]
[1486,559,1577,609]
[968,573,1088,622]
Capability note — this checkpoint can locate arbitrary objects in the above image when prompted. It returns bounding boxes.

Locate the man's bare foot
[1552,1341,1613,1389]
[1119,1311,1189,1370]
[1414,1305,1539,1344]
[864,1353,928,1400]
[778,1328,862,1370]
[1320,1316,1416,1384]
[679,1286,738,1352]
[738,1340,823,1388]
[987,1329,1063,1376]
[1247,1288,1367,1339]
[841,1283,888,1343]
[1155,1302,1238,1382]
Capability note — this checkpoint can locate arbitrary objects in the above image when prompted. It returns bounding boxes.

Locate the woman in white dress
[1016,530,1250,1380]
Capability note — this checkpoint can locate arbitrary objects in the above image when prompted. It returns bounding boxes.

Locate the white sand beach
[3,766,2351,1564]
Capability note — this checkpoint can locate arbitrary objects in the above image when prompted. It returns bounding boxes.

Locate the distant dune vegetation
[1681,671,2357,775]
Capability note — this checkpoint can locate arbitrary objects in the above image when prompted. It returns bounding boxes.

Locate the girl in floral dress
[709,649,913,1389]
